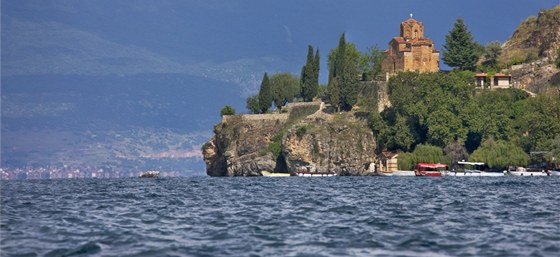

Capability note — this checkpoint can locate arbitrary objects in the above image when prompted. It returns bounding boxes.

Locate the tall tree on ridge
[312,48,320,98]
[258,72,272,113]
[442,18,479,71]
[328,33,359,110]
[301,45,319,102]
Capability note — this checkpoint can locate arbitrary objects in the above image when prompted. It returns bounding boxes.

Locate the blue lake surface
[1,177,559,256]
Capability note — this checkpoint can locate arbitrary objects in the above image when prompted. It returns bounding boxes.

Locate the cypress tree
[312,48,320,99]
[328,76,341,112]
[442,18,479,71]
[258,72,272,113]
[327,33,346,111]
[301,45,315,102]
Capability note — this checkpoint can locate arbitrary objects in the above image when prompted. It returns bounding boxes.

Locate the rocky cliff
[501,5,560,91]
[203,103,378,176]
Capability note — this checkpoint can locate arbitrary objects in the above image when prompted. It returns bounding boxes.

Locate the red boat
[415,163,448,177]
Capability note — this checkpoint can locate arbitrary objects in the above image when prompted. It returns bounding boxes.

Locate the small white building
[475,73,512,89]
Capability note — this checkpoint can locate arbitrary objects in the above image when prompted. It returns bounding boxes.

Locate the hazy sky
[3,0,559,85]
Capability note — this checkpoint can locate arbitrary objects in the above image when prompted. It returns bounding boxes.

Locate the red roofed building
[381,17,440,79]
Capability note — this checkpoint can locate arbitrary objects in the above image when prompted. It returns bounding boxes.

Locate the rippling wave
[1,177,559,256]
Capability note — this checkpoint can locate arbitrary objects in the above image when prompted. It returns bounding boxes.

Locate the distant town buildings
[0,166,182,180]
[381,16,440,79]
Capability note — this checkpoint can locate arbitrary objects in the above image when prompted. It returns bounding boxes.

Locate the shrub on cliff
[246,95,260,114]
[220,105,236,116]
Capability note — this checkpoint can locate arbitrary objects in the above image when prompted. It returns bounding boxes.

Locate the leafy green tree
[367,45,386,80]
[444,140,469,168]
[476,89,527,141]
[516,92,560,152]
[258,72,272,113]
[483,41,502,68]
[246,95,260,114]
[442,18,480,71]
[397,152,415,170]
[542,135,560,168]
[412,144,450,165]
[385,114,415,151]
[301,45,320,101]
[397,144,450,170]
[426,109,466,147]
[469,139,529,168]
[220,105,236,116]
[270,72,300,111]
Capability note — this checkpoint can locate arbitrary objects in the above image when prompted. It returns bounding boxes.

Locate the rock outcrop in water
[203,102,378,176]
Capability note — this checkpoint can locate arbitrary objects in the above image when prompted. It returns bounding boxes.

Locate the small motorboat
[139,171,160,178]
[261,170,291,177]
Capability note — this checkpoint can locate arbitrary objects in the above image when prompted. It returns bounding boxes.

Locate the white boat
[139,171,160,178]
[445,170,506,177]
[507,166,550,176]
[380,170,415,176]
[447,161,507,177]
[508,170,550,176]
[261,170,291,177]
[291,171,338,177]
[550,170,560,176]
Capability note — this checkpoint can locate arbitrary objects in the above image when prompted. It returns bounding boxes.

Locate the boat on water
[261,170,291,177]
[415,163,448,176]
[291,171,338,177]
[290,166,337,177]
[380,170,415,176]
[139,171,160,178]
[445,161,506,177]
[509,170,550,176]
[507,167,550,176]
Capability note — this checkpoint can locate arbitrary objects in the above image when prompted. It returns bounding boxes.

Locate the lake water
[1,177,559,256]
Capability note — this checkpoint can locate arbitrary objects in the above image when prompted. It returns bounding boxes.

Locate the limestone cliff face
[501,5,560,91]
[501,5,560,62]
[203,114,287,176]
[283,112,377,176]
[203,103,378,176]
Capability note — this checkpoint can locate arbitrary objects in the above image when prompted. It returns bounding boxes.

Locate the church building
[381,16,439,79]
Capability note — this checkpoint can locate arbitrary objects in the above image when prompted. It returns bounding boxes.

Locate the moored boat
[261,170,291,177]
[291,171,338,177]
[291,166,337,177]
[415,163,448,176]
[447,161,506,176]
[139,171,160,178]
[508,167,550,176]
[381,170,415,176]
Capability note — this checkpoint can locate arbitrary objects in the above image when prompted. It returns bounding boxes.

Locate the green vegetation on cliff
[372,71,560,169]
